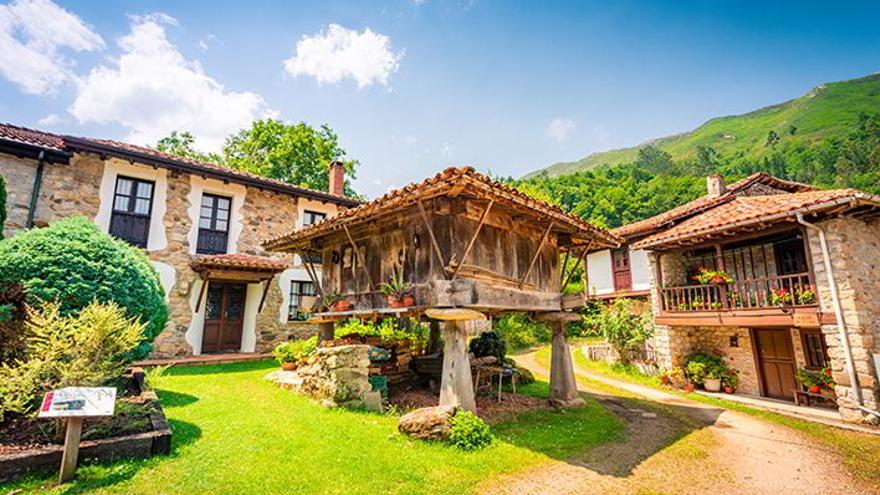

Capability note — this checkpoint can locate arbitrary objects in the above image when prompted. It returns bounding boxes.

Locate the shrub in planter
[0,217,168,360]
[448,410,493,451]
[469,331,506,361]
[273,337,318,369]
[683,352,726,386]
[0,301,144,419]
[379,271,415,308]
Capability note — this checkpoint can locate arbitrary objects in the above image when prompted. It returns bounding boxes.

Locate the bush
[274,337,318,364]
[582,299,652,363]
[0,282,27,363]
[493,313,550,350]
[448,410,493,451]
[0,301,144,419]
[682,352,726,385]
[0,173,6,241]
[0,217,168,359]
[334,317,427,345]
[469,331,506,361]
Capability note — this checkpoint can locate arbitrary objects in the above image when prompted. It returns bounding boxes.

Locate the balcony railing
[660,272,816,312]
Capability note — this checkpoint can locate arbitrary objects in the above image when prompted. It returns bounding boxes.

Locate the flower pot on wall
[809,385,821,394]
[704,378,722,392]
[281,362,298,371]
[685,383,695,393]
[724,386,734,394]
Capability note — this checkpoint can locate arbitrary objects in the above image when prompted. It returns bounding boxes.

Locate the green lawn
[2,360,622,495]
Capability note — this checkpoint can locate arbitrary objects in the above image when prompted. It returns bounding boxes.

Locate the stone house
[0,123,360,358]
[627,172,880,422]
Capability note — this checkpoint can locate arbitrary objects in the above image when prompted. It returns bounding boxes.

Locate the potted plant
[797,368,823,393]
[703,363,726,392]
[273,337,318,370]
[322,293,352,312]
[379,271,415,308]
[819,367,836,392]
[769,287,793,306]
[683,351,726,390]
[723,368,739,393]
[796,284,816,305]
[693,267,733,285]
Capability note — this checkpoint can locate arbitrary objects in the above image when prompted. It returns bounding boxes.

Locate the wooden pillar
[439,320,476,413]
[548,319,584,408]
[318,322,335,344]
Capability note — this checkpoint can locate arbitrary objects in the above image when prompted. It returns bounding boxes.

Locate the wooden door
[612,248,632,291]
[202,283,246,354]
[754,328,797,400]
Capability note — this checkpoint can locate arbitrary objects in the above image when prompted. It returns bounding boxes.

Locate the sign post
[38,387,116,483]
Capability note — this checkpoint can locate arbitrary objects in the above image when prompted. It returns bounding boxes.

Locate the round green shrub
[448,410,493,451]
[469,331,506,361]
[0,216,168,360]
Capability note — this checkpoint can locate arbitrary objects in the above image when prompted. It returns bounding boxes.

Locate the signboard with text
[38,387,116,418]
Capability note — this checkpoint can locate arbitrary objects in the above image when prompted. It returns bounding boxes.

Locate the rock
[363,391,383,412]
[549,397,586,409]
[398,406,456,441]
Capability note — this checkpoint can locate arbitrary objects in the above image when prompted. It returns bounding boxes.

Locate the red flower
[824,369,832,375]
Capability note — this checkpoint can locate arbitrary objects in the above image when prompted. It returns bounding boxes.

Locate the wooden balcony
[657,272,826,328]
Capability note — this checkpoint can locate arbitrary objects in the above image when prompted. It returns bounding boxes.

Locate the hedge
[0,216,168,359]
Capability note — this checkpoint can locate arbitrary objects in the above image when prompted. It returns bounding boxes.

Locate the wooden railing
[661,272,816,312]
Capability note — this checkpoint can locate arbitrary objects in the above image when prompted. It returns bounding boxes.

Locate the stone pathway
[479,348,871,495]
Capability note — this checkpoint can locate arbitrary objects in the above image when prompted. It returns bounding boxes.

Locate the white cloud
[439,142,454,158]
[38,113,62,125]
[546,117,575,143]
[70,14,274,150]
[0,0,104,95]
[283,24,403,89]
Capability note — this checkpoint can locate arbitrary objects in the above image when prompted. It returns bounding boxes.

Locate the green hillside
[529,73,880,178]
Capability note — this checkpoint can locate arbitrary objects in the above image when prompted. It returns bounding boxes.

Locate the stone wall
[0,154,38,237]
[808,217,880,420]
[275,345,373,406]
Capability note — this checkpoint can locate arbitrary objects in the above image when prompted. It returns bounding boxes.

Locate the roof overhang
[0,138,70,164]
[190,254,289,282]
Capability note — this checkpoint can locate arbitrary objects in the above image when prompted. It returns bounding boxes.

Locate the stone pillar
[549,320,584,408]
[318,322,335,345]
[439,320,476,413]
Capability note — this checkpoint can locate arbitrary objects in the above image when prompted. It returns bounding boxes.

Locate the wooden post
[318,322,335,345]
[427,321,442,354]
[439,320,476,413]
[548,320,584,408]
[59,417,84,483]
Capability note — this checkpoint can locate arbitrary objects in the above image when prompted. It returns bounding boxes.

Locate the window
[774,237,808,275]
[109,176,155,248]
[303,210,327,226]
[301,210,327,264]
[801,330,829,369]
[197,194,232,255]
[288,281,315,321]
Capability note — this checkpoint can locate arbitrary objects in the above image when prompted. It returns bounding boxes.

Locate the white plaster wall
[292,197,338,267]
[95,159,168,251]
[186,176,246,255]
[240,283,261,353]
[630,249,652,291]
[185,279,208,356]
[151,261,176,300]
[278,267,313,323]
[587,250,614,295]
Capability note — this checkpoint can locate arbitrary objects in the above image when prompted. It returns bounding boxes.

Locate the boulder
[398,405,456,441]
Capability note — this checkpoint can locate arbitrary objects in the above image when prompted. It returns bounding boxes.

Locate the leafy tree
[223,119,359,196]
[766,130,780,147]
[156,130,223,163]
[0,216,168,360]
[582,299,652,363]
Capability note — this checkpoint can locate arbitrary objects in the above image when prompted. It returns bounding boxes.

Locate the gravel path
[479,348,872,495]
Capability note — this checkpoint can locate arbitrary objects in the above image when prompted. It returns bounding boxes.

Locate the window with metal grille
[196,194,232,254]
[288,280,315,321]
[302,210,327,264]
[109,176,155,248]
[801,330,829,369]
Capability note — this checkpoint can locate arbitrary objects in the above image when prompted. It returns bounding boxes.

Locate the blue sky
[1,0,879,198]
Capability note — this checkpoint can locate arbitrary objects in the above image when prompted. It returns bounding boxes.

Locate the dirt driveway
[479,349,873,495]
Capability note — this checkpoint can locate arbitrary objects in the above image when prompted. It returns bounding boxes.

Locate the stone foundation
[269,345,376,408]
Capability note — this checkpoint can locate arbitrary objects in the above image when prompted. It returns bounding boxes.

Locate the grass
[2,360,623,495]
[566,345,880,489]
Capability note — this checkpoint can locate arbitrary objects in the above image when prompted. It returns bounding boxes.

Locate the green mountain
[528,73,880,178]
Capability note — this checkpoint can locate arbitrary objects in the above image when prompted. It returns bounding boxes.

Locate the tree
[0,216,168,360]
[223,119,359,196]
[156,131,223,163]
[766,130,780,147]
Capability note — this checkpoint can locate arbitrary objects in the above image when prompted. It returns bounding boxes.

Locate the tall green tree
[222,119,359,197]
[155,131,222,163]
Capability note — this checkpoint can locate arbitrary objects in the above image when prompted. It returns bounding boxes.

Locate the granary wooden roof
[263,166,622,252]
[612,172,817,240]
[631,188,880,250]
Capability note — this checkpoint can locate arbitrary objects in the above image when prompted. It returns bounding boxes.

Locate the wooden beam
[343,224,374,291]
[194,279,209,313]
[519,222,554,289]
[417,200,449,279]
[561,243,591,291]
[451,199,494,280]
[258,275,274,313]
[559,250,570,289]
[425,308,486,321]
[302,254,324,297]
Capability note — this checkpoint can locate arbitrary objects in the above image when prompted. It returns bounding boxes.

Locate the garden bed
[0,368,172,482]
[388,387,550,424]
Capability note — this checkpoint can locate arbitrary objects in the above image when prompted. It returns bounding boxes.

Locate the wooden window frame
[301,210,327,264]
[799,329,829,370]
[288,280,315,321]
[196,193,232,255]
[109,175,155,249]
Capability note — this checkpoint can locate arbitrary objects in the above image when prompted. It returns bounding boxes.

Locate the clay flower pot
[704,378,722,392]
[387,294,416,308]
[724,386,734,394]
[809,385,821,394]
[281,362,298,371]
[685,383,695,393]
[331,299,353,312]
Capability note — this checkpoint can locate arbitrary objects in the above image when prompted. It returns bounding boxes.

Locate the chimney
[706,174,726,198]
[328,161,345,196]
